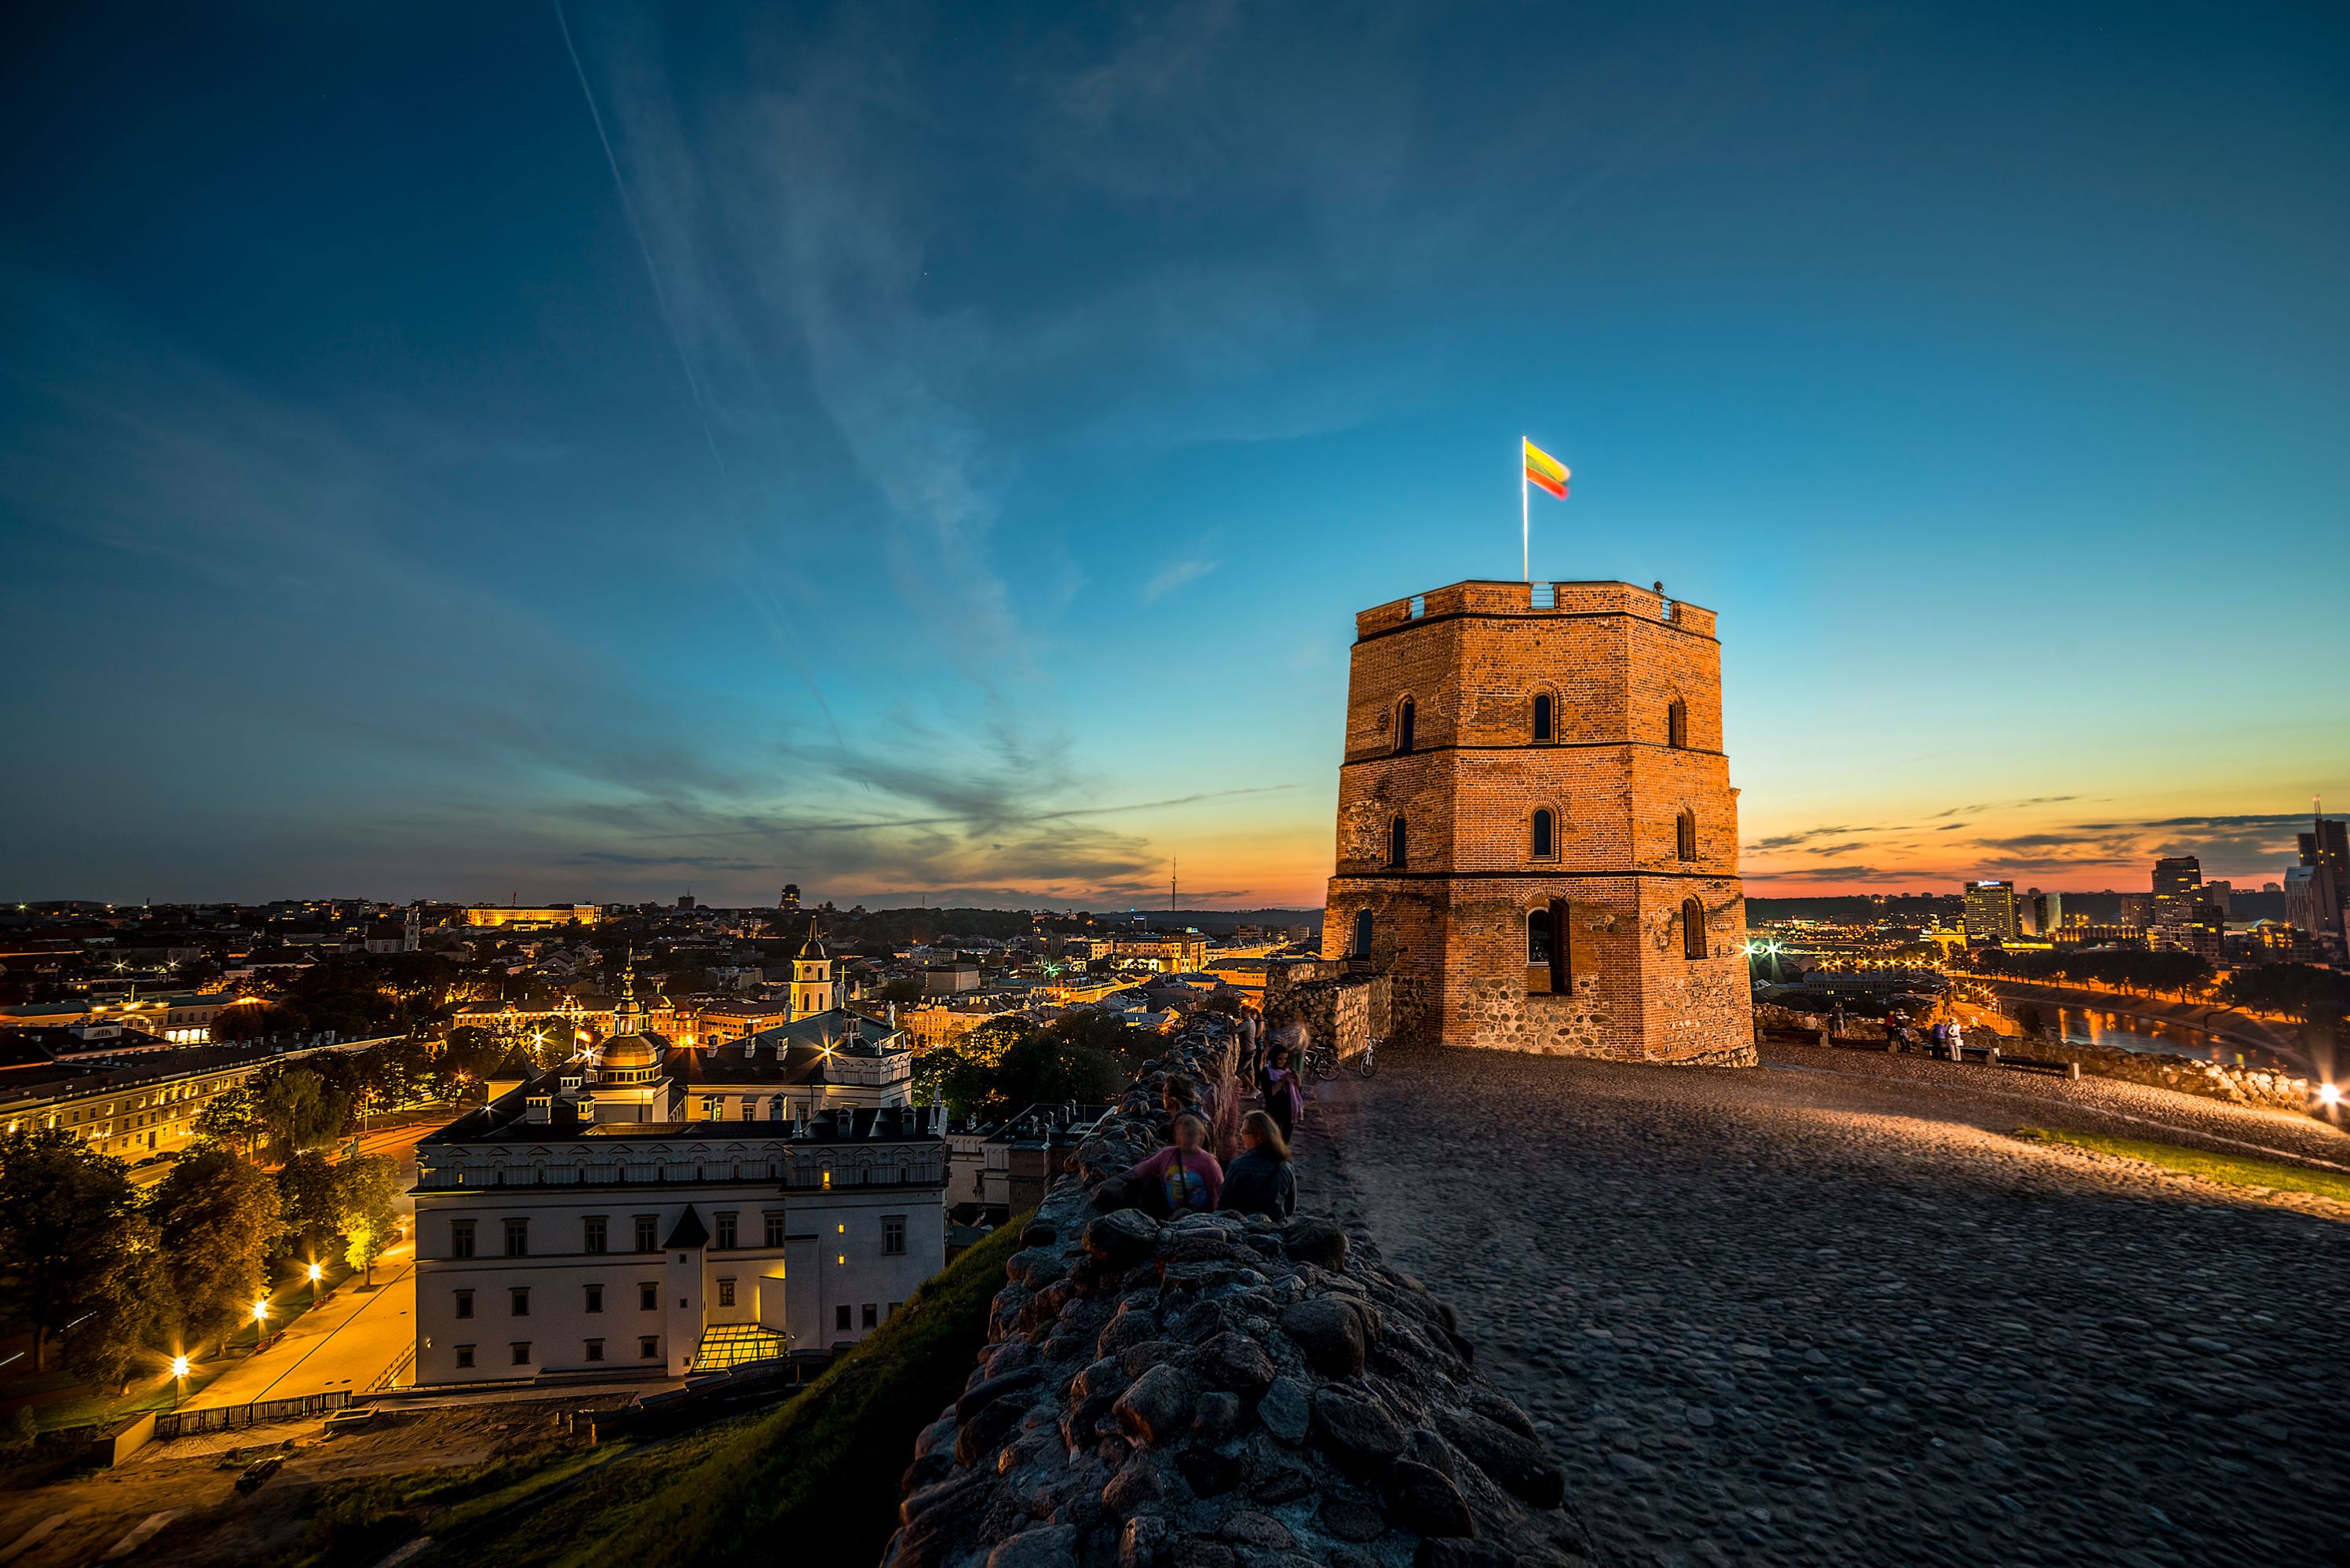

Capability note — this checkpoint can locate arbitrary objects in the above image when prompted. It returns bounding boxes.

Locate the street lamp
[308,1261,324,1308]
[170,1351,190,1405]
[252,1296,269,1352]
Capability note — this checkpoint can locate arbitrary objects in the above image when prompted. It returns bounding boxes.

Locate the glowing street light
[170,1354,190,1378]
[2321,1083,2343,1109]
[307,1260,324,1307]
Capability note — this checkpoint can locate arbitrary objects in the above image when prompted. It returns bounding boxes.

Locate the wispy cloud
[1142,557,1219,601]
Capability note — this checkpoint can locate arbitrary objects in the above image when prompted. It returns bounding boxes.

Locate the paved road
[181,1245,415,1409]
[1307,1043,2350,1568]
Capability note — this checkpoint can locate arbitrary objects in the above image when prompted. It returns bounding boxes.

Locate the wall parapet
[884,1022,1595,1568]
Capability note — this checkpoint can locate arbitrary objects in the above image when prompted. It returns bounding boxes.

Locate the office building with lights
[1961,880,2020,944]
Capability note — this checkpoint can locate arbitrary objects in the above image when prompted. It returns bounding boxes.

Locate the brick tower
[1321,580,1754,1064]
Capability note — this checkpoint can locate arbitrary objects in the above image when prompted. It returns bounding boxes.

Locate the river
[2009,1000,2302,1074]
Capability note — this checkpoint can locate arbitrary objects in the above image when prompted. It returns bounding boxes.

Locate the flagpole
[1520,437,1530,583]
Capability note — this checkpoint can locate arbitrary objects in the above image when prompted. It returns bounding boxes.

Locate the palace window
[1676,810,1698,862]
[715,1213,738,1249]
[634,1215,659,1252]
[503,1219,529,1257]
[883,1215,907,1255]
[638,1281,658,1311]
[1683,897,1709,960]
[863,1303,879,1329]
[1351,908,1374,959]
[764,1212,787,1248]
[639,1336,660,1360]
[455,1346,474,1369]
[583,1215,607,1255]
[449,1219,476,1259]
[1395,698,1416,755]
[717,1278,736,1307]
[453,1289,473,1320]
[836,1304,852,1332]
[510,1287,530,1318]
[1388,817,1408,868]
[1531,809,1555,859]
[585,1339,605,1362]
[510,1342,531,1366]
[584,1285,603,1314]
[1532,693,1553,742]
[1667,697,1689,749]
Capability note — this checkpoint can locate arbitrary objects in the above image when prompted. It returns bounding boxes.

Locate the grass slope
[283,1214,1032,1568]
[2016,1127,2350,1204]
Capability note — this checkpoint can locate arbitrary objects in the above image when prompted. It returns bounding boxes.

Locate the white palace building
[412,929,946,1386]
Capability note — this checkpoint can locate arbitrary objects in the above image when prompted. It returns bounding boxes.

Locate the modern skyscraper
[1963,880,2019,944]
[1321,579,1752,1062]
[2151,856,2203,932]
[2297,813,2348,941]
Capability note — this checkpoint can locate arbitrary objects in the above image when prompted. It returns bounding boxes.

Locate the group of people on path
[1114,1003,1311,1223]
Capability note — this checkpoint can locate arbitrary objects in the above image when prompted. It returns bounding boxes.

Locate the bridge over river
[1300,1040,2350,1568]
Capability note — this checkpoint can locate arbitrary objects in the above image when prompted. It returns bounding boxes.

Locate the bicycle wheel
[1358,1042,1379,1078]
[1309,1047,1337,1081]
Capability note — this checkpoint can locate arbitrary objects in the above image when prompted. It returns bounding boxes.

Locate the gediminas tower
[1322,579,1755,1065]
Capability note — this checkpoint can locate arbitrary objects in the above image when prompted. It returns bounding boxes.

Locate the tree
[337,1157,400,1284]
[257,1067,349,1161]
[191,1083,263,1157]
[61,1241,169,1394]
[211,999,282,1043]
[148,1147,281,1353]
[0,1129,143,1372]
[874,977,924,1006]
[276,1151,345,1261]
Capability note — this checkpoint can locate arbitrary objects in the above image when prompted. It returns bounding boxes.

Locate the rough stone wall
[884,1024,1596,1568]
[1265,961,1396,1061]
[1323,580,1754,1064]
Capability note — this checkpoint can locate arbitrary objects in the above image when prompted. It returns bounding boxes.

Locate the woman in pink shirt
[1121,1111,1223,1216]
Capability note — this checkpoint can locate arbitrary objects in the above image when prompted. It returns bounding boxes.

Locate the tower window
[1531,809,1555,860]
[1683,897,1709,960]
[1667,698,1689,749]
[1676,810,1698,862]
[1395,699,1415,755]
[1352,908,1374,959]
[1388,816,1408,868]
[1527,899,1569,994]
[1532,693,1553,742]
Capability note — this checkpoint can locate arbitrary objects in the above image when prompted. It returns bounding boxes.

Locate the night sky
[3,2,2345,908]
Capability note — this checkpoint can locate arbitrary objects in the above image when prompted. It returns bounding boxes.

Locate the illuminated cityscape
[2,4,2347,1566]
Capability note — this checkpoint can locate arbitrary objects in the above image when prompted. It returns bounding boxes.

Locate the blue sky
[2,1,2345,908]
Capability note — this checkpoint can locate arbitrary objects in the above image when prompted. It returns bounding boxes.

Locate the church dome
[793,919,829,963]
[600,1031,660,1071]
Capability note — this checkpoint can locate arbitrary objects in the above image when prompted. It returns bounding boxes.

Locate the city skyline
[4,2,2346,908]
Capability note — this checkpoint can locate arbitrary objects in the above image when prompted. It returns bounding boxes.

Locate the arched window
[1395,698,1416,755]
[1531,808,1555,859]
[1352,908,1374,958]
[1527,897,1569,994]
[1667,697,1688,749]
[1683,897,1708,960]
[1532,693,1553,743]
[1676,809,1698,861]
[1388,816,1408,868]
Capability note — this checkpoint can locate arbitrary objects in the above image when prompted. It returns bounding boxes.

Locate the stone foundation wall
[884,1023,1595,1568]
[1263,961,1391,1062]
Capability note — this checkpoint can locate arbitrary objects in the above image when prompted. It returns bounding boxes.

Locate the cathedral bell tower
[788,919,835,1019]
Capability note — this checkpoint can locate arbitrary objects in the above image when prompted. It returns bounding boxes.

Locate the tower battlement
[1322,579,1755,1063]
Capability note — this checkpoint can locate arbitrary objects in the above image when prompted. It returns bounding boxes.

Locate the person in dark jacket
[1220,1109,1296,1219]
[1259,1043,1304,1142]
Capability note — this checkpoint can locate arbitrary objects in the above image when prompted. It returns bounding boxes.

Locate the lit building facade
[1962,881,2020,945]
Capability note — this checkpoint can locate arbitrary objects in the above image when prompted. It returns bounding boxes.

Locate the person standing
[1220,1110,1296,1219]
[1948,1018,1967,1062]
[1259,1042,1305,1143]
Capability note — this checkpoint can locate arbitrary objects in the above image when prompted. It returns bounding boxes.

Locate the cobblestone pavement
[1303,1044,2350,1567]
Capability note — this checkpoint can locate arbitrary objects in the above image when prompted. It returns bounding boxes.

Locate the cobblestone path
[1307,1044,2350,1567]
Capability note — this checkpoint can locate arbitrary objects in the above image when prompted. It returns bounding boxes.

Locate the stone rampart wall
[884,1022,1595,1568]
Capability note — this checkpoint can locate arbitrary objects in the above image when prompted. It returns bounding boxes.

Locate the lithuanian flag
[1524,438,1570,499]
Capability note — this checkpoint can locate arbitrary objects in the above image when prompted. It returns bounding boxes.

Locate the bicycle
[1357,1036,1380,1078]
[1305,1038,1339,1080]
